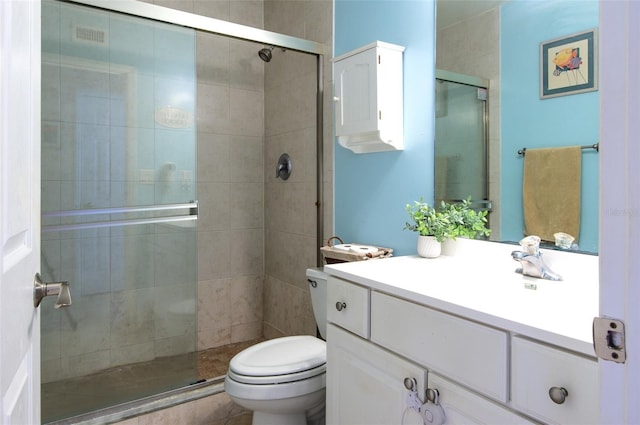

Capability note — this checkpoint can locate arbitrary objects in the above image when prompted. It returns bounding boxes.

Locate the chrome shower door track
[62,0,326,55]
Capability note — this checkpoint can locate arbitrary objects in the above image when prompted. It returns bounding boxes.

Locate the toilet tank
[306,267,328,339]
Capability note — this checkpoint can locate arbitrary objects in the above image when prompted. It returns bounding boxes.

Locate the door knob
[34,273,71,309]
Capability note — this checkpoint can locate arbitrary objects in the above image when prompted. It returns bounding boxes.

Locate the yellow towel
[523,146,581,243]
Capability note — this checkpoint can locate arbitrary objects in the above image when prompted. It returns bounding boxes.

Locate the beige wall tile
[231,322,263,343]
[229,88,264,137]
[194,0,230,21]
[197,278,232,349]
[229,229,264,276]
[197,83,231,134]
[198,278,231,333]
[230,135,264,182]
[196,32,230,86]
[230,275,263,325]
[229,39,265,90]
[197,182,232,231]
[197,132,232,183]
[230,0,263,28]
[197,230,232,280]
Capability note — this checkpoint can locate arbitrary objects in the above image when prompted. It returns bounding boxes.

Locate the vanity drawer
[371,292,508,402]
[511,336,598,425]
[327,277,370,338]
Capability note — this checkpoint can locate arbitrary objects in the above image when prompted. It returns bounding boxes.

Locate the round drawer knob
[549,386,568,404]
[335,301,347,311]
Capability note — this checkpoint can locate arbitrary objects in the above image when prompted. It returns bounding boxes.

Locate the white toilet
[224,268,328,425]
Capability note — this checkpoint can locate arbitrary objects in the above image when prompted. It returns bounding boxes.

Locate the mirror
[435,0,599,253]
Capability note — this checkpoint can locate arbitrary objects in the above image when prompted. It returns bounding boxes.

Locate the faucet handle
[520,235,541,255]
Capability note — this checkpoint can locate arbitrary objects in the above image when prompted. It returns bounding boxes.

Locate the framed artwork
[540,29,598,99]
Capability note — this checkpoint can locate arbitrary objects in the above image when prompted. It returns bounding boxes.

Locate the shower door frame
[63,0,327,266]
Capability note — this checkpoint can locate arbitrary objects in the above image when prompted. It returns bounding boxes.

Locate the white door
[599,0,640,423]
[0,0,41,423]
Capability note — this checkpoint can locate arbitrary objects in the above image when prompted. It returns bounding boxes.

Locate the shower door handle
[34,273,72,309]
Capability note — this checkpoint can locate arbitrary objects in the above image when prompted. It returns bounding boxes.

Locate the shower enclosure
[41,2,198,420]
[40,1,325,423]
[434,70,491,215]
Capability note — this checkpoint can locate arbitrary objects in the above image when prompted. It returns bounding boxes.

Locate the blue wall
[500,0,599,252]
[334,0,436,256]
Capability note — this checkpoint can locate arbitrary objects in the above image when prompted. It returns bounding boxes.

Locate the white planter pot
[417,235,441,258]
[441,238,459,256]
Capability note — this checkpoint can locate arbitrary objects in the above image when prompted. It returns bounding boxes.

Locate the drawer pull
[335,301,347,311]
[549,386,568,404]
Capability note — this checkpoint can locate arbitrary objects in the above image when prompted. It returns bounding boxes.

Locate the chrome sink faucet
[511,251,562,281]
[511,236,562,281]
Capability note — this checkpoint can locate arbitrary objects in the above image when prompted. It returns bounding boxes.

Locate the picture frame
[540,29,598,99]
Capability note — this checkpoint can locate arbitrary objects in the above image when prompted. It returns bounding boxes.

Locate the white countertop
[324,239,599,356]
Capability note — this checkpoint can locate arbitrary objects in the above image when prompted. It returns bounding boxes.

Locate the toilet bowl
[224,268,328,425]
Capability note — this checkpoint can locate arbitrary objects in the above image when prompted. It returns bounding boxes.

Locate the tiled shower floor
[42,339,262,424]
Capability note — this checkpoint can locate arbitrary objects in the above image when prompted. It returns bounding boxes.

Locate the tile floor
[42,339,262,424]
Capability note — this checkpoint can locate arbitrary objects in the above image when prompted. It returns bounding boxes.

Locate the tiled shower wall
[194,28,266,349]
[146,0,335,343]
[262,0,334,338]
[138,0,268,352]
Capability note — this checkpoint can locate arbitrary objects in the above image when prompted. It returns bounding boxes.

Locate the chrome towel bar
[517,143,599,156]
[42,201,198,232]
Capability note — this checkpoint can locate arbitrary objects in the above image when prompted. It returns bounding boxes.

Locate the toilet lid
[229,336,326,377]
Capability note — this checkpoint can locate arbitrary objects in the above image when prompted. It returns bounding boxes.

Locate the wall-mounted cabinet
[333,41,405,154]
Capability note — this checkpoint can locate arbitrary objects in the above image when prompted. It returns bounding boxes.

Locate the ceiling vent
[72,25,108,46]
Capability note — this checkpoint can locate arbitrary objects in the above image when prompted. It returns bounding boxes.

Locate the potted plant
[404,199,451,258]
[439,197,491,255]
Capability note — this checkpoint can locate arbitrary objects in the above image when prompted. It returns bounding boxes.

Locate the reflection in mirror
[435,0,599,253]
[434,70,489,219]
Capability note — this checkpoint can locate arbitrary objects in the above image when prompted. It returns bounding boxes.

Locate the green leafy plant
[403,199,451,243]
[404,197,491,243]
[440,197,491,240]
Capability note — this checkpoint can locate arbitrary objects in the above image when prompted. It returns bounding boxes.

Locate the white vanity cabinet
[325,270,598,425]
[327,324,426,425]
[333,41,405,153]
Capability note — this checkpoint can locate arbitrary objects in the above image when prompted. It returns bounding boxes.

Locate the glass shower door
[434,77,489,211]
[40,1,198,421]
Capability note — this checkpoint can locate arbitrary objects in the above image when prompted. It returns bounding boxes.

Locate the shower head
[258,46,274,62]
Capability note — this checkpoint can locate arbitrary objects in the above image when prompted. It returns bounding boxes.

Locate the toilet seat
[225,336,327,402]
[229,336,326,383]
[228,363,326,385]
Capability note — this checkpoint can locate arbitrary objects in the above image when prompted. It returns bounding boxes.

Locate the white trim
[599,0,640,422]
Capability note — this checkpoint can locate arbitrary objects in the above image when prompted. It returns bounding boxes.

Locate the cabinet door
[371,291,509,402]
[334,47,378,137]
[511,336,598,425]
[428,373,537,425]
[327,324,426,425]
